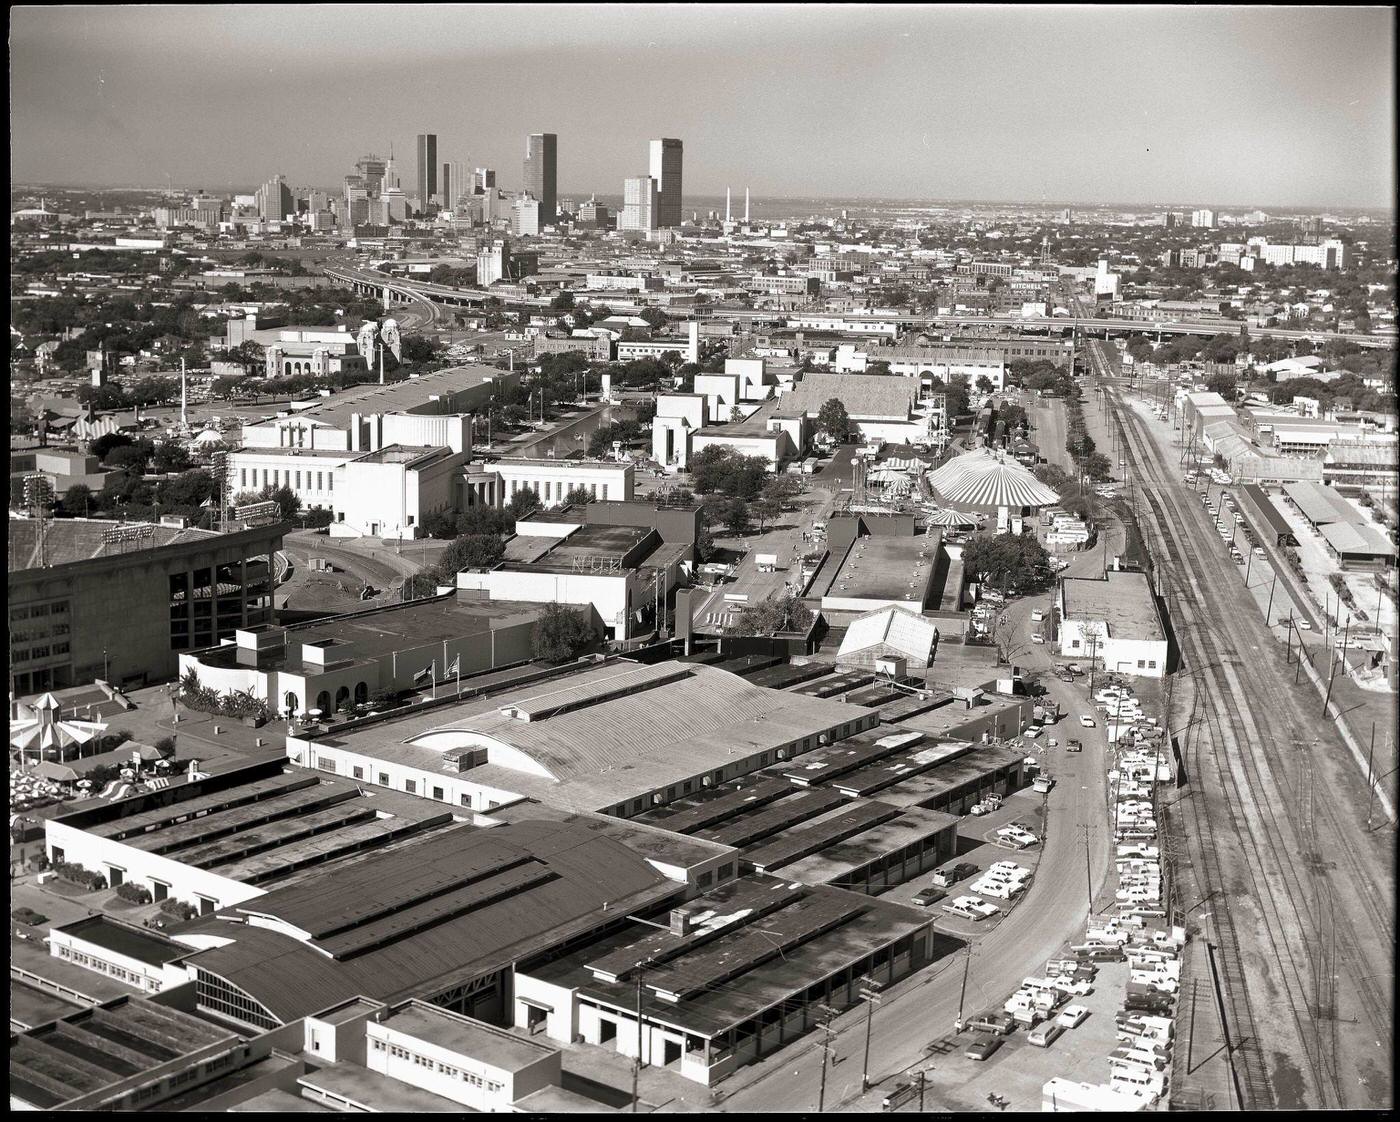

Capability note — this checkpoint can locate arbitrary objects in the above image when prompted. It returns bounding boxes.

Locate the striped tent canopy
[926,448,1060,513]
[924,506,983,527]
[9,693,107,763]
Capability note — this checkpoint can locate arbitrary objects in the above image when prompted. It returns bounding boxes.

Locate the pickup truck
[963,1011,1015,1036]
[931,862,977,888]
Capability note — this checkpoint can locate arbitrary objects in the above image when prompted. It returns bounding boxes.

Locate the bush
[53,860,107,891]
[115,881,153,905]
[159,897,198,922]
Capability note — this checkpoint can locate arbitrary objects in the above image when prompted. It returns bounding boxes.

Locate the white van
[1028,1021,1066,1048]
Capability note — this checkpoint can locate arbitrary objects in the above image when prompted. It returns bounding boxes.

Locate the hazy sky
[10,4,1396,208]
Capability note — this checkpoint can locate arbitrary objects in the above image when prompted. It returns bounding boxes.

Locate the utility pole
[817,1006,838,1112]
[859,976,883,1093]
[1082,824,1094,915]
[1365,722,1378,829]
[1265,571,1277,627]
[955,945,972,1032]
[631,958,649,1113]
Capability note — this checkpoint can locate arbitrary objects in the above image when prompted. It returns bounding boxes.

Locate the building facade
[523,133,557,224]
[648,138,683,228]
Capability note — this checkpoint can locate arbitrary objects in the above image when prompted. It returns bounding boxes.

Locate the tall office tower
[621,176,659,232]
[1191,208,1215,228]
[648,138,683,227]
[475,168,496,192]
[744,186,750,223]
[1164,212,1177,229]
[725,186,731,223]
[355,155,386,196]
[257,174,293,221]
[512,194,541,237]
[415,134,438,207]
[523,133,557,224]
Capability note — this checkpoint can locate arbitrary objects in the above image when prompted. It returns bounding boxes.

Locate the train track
[1099,380,1392,1108]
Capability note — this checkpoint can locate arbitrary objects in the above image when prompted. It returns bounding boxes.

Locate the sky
[9,4,1396,208]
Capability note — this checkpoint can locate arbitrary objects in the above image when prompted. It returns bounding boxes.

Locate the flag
[445,655,460,678]
[413,661,435,686]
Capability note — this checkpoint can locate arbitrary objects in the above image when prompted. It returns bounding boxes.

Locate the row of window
[55,945,156,989]
[240,467,335,492]
[11,642,69,664]
[373,1039,503,1091]
[341,760,497,810]
[10,601,69,622]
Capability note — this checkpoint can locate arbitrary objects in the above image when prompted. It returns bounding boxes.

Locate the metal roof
[183,819,678,1023]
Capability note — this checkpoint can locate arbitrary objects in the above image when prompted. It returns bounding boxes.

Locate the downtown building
[649,137,683,227]
[522,132,557,224]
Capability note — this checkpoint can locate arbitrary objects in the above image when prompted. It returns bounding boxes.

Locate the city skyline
[10,5,1396,209]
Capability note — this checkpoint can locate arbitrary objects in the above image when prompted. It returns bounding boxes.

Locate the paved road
[715,701,1114,1113]
[1092,372,1394,1110]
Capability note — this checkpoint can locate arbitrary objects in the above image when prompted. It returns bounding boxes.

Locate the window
[404,779,416,794]
[352,766,364,780]
[1071,639,1081,649]
[718,863,734,880]
[432,786,444,800]
[461,792,472,807]
[378,772,389,786]
[1137,660,1146,668]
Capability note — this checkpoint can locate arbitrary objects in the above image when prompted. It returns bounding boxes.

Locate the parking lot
[883,961,1132,1112]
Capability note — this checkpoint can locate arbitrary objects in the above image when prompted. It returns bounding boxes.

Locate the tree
[550,290,575,311]
[564,485,594,506]
[401,573,441,601]
[866,360,892,377]
[1032,463,1074,492]
[61,483,93,517]
[638,306,668,330]
[761,474,801,509]
[506,487,542,521]
[816,398,851,441]
[975,374,995,393]
[422,510,460,540]
[261,484,301,521]
[944,374,972,418]
[399,334,438,364]
[720,497,752,534]
[1205,370,1238,397]
[1081,451,1113,482]
[90,432,135,462]
[531,603,597,663]
[151,440,193,474]
[106,444,150,474]
[962,531,1054,593]
[156,469,215,512]
[750,497,781,532]
[436,534,505,577]
[726,591,814,636]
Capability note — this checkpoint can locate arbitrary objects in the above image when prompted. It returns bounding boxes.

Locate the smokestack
[744,187,750,223]
[180,358,188,428]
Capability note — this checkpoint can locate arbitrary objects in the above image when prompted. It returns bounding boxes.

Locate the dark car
[964,1011,1015,1036]
[911,886,947,907]
[965,1035,1004,1061]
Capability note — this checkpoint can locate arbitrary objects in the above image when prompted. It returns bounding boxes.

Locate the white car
[1080,715,1097,728]
[1047,738,1059,748]
[1030,608,1045,621]
[1057,1005,1091,1029]
[1024,726,1044,739]
[944,896,1000,921]
[1297,619,1313,631]
[1030,632,1045,644]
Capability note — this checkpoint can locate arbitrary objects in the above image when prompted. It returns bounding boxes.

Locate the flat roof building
[8,517,284,695]
[1056,570,1168,679]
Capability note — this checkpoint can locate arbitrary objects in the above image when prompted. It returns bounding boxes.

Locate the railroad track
[1099,384,1395,1107]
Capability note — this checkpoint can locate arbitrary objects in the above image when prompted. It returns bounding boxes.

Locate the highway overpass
[323,264,1393,350]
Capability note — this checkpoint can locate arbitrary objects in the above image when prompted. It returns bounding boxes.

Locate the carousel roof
[926,448,1060,511]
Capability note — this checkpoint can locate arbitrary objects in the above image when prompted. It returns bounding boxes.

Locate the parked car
[1254,547,1266,559]
[1031,633,1045,644]
[1079,715,1097,728]
[1030,608,1045,621]
[1066,739,1083,752]
[1024,726,1043,739]
[964,1011,1015,1036]
[910,886,947,907]
[932,862,977,887]
[1028,1021,1066,1048]
[1297,619,1313,631]
[965,1035,1004,1062]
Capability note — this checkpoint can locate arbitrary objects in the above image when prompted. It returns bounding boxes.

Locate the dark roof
[53,915,189,968]
[183,819,679,1023]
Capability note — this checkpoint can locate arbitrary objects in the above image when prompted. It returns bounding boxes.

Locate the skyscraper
[648,138,683,227]
[621,176,659,232]
[257,174,293,221]
[416,134,437,208]
[523,133,557,224]
[355,154,386,196]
